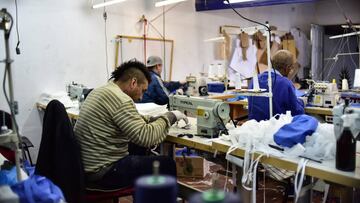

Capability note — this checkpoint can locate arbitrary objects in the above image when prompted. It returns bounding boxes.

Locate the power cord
[225,0,277,90]
[103,4,109,79]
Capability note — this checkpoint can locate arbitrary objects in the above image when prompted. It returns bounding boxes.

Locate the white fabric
[222,113,336,202]
[171,110,189,124]
[38,92,77,108]
[290,28,311,79]
[134,103,168,116]
[229,39,258,80]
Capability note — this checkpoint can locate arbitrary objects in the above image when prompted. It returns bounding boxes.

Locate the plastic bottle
[336,114,356,171]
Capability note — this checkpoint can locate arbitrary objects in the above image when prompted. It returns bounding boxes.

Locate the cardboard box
[175,156,209,178]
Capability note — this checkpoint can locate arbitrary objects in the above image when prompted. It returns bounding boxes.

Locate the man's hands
[171,110,189,124]
[164,110,189,126]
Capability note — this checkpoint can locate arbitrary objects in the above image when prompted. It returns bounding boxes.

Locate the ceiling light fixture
[341,24,360,29]
[329,31,360,39]
[224,0,256,4]
[155,0,187,7]
[92,0,127,9]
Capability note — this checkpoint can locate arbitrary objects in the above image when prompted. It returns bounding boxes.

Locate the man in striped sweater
[74,60,187,190]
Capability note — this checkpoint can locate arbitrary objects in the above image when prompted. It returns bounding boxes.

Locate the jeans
[88,143,176,190]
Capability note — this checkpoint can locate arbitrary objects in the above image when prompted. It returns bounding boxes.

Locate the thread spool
[252,70,260,91]
[235,73,242,90]
[189,190,242,203]
[342,79,349,91]
[354,69,360,88]
[135,161,177,203]
[208,64,216,78]
[217,63,224,78]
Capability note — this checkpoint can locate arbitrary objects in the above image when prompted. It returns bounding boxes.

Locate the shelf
[235,92,271,97]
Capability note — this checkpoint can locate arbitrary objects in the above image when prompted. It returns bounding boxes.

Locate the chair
[0,110,34,165]
[35,100,133,203]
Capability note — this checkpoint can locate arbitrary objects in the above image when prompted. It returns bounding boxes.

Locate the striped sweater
[74,81,171,173]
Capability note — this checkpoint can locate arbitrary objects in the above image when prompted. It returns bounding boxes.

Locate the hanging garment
[281,33,297,63]
[239,32,249,61]
[229,38,257,79]
[215,31,231,60]
[257,35,281,73]
[290,28,311,79]
[253,31,266,50]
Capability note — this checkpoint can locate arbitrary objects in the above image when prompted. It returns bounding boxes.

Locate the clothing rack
[224,24,274,118]
[220,25,287,36]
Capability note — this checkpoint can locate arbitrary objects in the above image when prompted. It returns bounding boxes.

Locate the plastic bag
[11,175,65,203]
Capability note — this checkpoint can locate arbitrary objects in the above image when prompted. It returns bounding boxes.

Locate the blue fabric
[274,115,318,148]
[227,95,247,102]
[11,175,64,203]
[175,147,198,157]
[140,71,181,105]
[248,71,305,121]
[208,83,225,93]
[295,89,305,97]
[0,166,17,186]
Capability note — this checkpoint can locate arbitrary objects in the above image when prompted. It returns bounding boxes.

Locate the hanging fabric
[215,31,231,60]
[239,32,249,61]
[254,31,266,50]
[229,38,257,79]
[281,33,297,63]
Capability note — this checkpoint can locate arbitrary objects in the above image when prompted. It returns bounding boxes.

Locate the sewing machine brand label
[180,100,193,106]
[197,109,205,117]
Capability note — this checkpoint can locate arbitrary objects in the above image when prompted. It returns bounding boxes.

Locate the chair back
[35,100,85,203]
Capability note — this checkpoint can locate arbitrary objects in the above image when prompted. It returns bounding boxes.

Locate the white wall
[0,0,358,162]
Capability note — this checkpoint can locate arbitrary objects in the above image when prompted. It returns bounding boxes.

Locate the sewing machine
[169,95,230,138]
[333,100,360,139]
[308,81,340,108]
[185,75,208,96]
[66,82,89,103]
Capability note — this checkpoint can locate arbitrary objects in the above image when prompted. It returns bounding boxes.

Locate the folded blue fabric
[227,95,247,102]
[274,115,318,148]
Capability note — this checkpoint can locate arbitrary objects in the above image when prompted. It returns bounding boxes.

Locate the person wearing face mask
[248,50,305,121]
[74,60,187,190]
[140,56,187,105]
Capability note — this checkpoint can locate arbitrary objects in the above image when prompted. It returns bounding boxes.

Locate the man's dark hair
[110,60,151,84]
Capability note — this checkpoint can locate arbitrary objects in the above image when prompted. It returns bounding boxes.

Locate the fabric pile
[135,103,168,116]
[222,113,336,161]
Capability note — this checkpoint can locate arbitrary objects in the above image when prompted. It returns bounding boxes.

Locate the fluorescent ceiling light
[92,0,127,9]
[224,0,256,4]
[155,0,187,7]
[341,24,360,29]
[204,36,225,42]
[329,31,360,39]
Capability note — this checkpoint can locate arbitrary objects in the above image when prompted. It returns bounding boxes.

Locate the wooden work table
[212,140,360,188]
[36,101,360,190]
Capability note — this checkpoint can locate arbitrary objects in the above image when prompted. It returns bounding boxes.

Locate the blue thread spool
[189,190,242,203]
[135,161,177,203]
